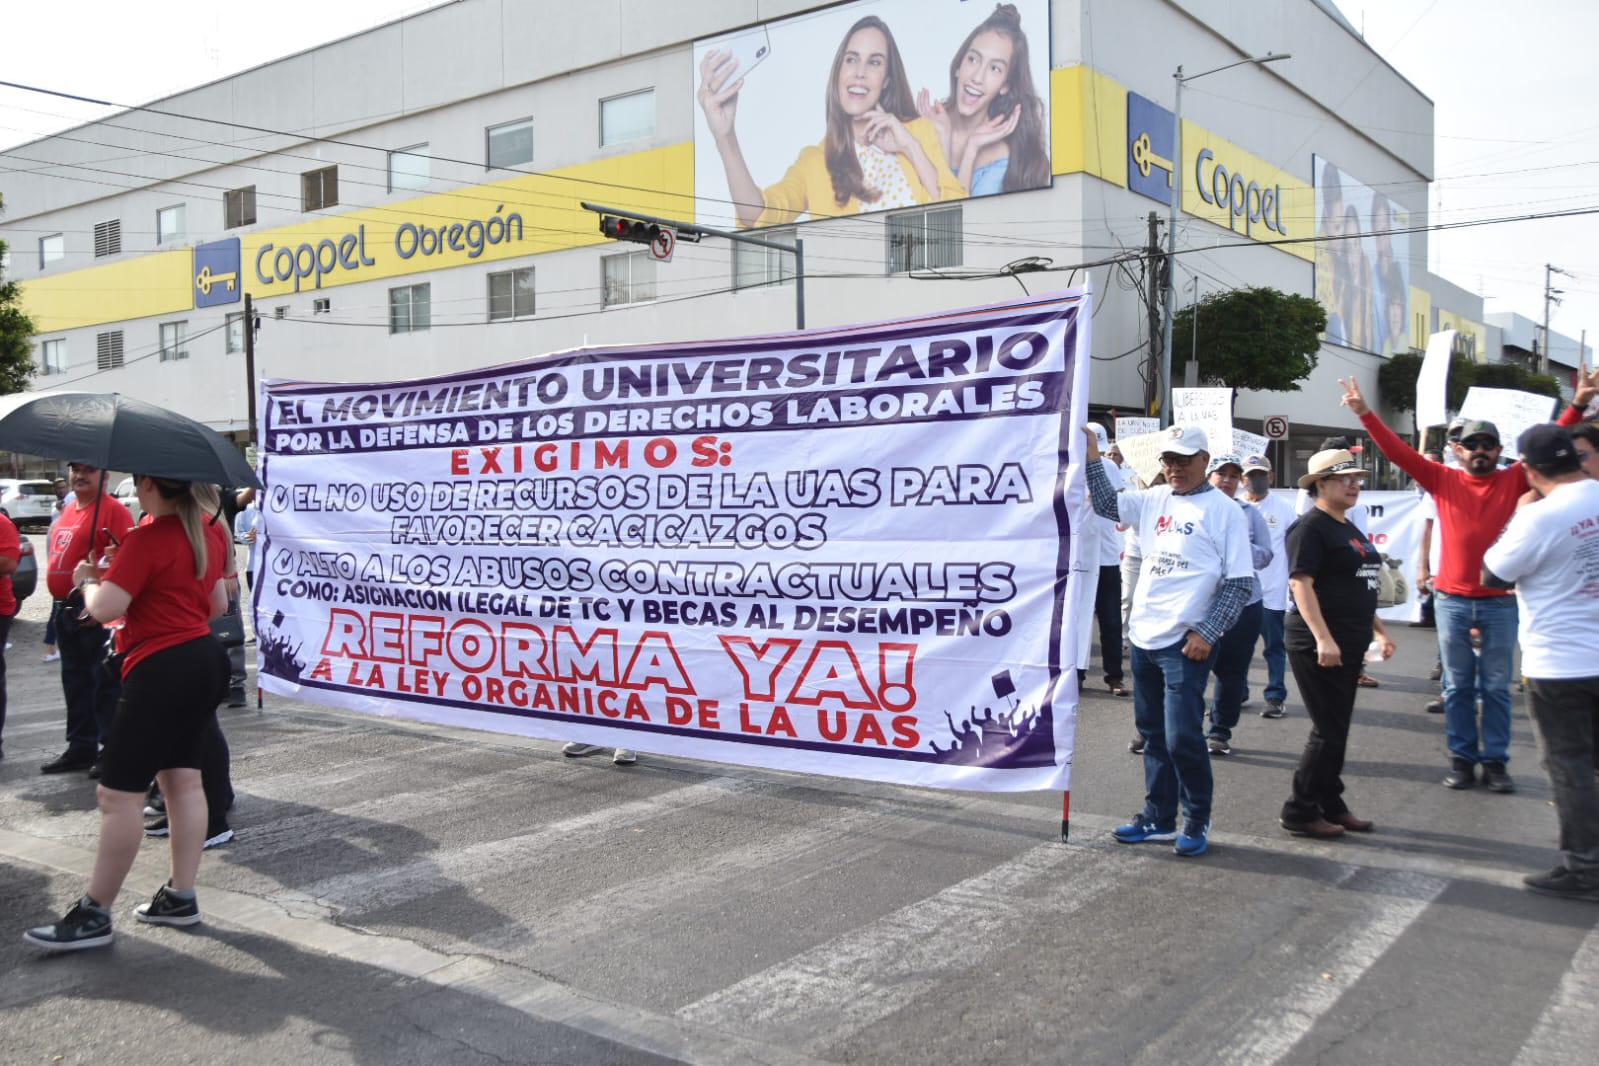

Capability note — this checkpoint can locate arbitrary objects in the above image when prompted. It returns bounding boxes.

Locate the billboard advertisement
[693,0,1052,229]
[1314,156,1412,355]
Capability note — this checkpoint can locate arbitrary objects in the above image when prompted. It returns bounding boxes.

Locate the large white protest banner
[254,295,1090,792]
[1172,387,1232,455]
[1458,387,1558,459]
[1273,488,1426,623]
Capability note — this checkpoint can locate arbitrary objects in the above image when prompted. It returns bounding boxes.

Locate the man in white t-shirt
[1243,456,1295,718]
[1084,425,1254,858]
[1482,424,1599,903]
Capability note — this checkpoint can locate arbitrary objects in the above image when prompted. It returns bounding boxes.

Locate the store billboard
[1313,156,1413,355]
[692,0,1052,229]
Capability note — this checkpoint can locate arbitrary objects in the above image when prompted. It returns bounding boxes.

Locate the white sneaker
[562,742,606,758]
[612,749,637,766]
[203,826,234,849]
[42,650,60,663]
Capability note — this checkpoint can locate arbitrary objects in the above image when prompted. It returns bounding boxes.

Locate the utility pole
[1143,212,1163,417]
[1185,274,1200,388]
[1541,263,1569,374]
[243,292,258,447]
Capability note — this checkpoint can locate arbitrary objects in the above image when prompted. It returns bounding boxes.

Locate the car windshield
[19,482,55,496]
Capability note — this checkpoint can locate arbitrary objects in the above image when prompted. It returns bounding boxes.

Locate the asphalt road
[1,531,1595,1065]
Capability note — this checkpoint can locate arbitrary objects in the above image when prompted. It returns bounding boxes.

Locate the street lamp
[1159,51,1290,427]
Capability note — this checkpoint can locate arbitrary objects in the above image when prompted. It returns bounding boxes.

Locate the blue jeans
[1131,638,1219,827]
[1259,608,1287,703]
[1208,601,1264,742]
[1435,592,1518,765]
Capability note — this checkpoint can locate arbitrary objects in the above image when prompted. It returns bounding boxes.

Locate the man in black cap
[1483,425,1599,901]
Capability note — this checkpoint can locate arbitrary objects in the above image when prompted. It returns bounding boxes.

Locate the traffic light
[599,216,661,245]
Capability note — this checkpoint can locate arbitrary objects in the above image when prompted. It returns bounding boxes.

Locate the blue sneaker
[1112,813,1177,844]
[1174,818,1211,857]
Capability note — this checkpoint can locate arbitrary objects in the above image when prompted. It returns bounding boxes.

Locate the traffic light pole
[581,202,805,331]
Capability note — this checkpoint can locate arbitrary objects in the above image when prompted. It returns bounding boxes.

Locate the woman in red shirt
[24,474,229,952]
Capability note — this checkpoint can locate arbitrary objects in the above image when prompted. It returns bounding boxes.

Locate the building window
[225,186,256,229]
[96,330,124,371]
[159,321,188,362]
[732,228,796,290]
[225,312,245,354]
[388,144,429,192]
[39,233,64,269]
[39,338,66,375]
[602,250,656,307]
[488,268,535,321]
[313,297,331,314]
[600,89,654,147]
[886,206,962,273]
[486,119,533,170]
[302,166,338,211]
[389,283,431,333]
[274,305,288,319]
[155,204,185,245]
[93,219,121,258]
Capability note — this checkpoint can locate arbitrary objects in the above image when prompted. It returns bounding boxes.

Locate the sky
[1,0,1594,355]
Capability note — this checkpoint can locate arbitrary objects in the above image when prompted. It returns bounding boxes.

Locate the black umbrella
[0,392,260,489]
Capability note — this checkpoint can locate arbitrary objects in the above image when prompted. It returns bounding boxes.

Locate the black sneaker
[144,814,170,838]
[22,895,113,952]
[1524,866,1599,903]
[1482,762,1515,793]
[1260,700,1286,719]
[1128,735,1146,754]
[40,748,96,774]
[87,757,103,780]
[135,883,201,927]
[1425,697,1445,714]
[1429,662,1444,682]
[1207,737,1232,756]
[1444,758,1476,790]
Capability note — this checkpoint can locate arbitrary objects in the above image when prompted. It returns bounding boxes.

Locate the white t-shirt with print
[1119,484,1255,650]
[1482,478,1599,680]
[1246,492,1295,611]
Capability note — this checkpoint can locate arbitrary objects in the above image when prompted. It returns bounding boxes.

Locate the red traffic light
[598,216,661,245]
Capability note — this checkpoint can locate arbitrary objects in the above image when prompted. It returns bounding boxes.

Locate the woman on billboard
[915,4,1049,196]
[698,14,964,228]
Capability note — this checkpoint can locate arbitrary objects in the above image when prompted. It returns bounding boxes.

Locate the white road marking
[1513,920,1599,1066]
[677,842,1126,1052]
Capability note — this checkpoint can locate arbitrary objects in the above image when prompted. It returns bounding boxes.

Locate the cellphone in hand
[713,25,771,87]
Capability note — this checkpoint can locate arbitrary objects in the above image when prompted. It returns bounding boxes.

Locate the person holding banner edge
[1339,373,1592,792]
[1084,425,1254,858]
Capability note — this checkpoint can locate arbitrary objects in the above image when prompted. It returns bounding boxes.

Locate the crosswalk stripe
[1512,921,1599,1066]
[677,842,1126,1053]
[1210,870,1447,1066]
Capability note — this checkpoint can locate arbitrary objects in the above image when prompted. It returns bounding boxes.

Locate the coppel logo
[193,238,242,309]
[1127,91,1176,206]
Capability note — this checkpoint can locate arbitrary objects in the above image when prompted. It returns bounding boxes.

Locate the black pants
[1093,564,1124,686]
[0,614,11,752]
[1525,676,1599,881]
[1282,643,1364,822]
[55,601,120,754]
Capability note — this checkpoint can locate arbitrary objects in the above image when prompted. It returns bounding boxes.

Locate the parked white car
[113,477,144,524]
[0,479,60,527]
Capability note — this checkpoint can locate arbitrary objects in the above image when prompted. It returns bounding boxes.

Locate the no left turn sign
[650,227,676,262]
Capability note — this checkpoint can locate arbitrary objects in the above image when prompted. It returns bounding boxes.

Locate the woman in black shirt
[1281,449,1395,838]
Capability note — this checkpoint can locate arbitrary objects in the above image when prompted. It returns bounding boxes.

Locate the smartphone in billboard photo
[714,25,771,87]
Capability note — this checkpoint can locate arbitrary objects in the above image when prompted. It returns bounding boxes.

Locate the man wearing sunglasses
[1084,425,1254,857]
[1340,373,1593,792]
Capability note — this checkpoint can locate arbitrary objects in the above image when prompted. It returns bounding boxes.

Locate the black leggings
[100,636,229,793]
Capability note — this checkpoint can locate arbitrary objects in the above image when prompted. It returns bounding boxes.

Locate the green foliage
[1377,351,1560,414]
[1467,360,1561,399]
[0,194,39,396]
[1171,286,1327,392]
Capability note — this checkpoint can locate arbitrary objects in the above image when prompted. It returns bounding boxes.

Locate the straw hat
[1297,448,1368,489]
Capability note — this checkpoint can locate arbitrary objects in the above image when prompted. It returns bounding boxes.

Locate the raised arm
[1340,376,1442,493]
[1081,426,1138,524]
[1557,363,1598,426]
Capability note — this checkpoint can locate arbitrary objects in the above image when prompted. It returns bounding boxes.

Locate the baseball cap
[1159,424,1209,457]
[1242,455,1272,474]
[1446,417,1468,442]
[1518,424,1576,467]
[1457,419,1501,445]
[1206,453,1243,475]
[1086,422,1111,452]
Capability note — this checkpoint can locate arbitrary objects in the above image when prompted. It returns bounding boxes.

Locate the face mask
[1246,473,1270,495]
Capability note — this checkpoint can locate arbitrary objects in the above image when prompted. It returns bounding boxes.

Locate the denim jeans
[1434,591,1518,765]
[1208,600,1264,743]
[1525,676,1599,881]
[1259,608,1287,704]
[1131,637,1219,827]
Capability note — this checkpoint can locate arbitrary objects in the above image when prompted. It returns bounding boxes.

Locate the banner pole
[1060,790,1071,842]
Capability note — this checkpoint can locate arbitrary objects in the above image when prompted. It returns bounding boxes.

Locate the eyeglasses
[1460,437,1499,452]
[1159,453,1199,467]
[1322,474,1365,487]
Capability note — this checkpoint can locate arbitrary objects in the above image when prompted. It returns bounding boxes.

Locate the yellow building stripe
[23,250,194,335]
[1050,66,1127,186]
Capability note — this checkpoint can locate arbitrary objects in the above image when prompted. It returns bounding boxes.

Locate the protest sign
[1415,330,1456,430]
[1231,428,1270,463]
[1458,387,1557,459]
[1113,429,1168,488]
[1273,488,1426,622]
[1114,416,1157,441]
[254,294,1090,792]
[1172,387,1232,455]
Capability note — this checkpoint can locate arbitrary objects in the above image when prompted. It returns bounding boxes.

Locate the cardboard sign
[1457,387,1558,459]
[1171,387,1232,456]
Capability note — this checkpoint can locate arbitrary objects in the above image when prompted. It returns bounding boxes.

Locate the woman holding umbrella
[23,473,230,951]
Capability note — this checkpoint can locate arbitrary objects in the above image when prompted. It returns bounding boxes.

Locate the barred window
[93,219,122,258]
[885,206,963,273]
[96,330,124,370]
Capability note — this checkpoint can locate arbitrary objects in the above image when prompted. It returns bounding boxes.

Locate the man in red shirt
[0,511,19,760]
[40,462,134,776]
[1340,375,1591,792]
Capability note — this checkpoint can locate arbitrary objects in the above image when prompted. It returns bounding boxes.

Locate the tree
[0,193,39,396]
[1171,286,1327,392]
[1468,360,1561,399]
